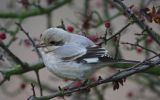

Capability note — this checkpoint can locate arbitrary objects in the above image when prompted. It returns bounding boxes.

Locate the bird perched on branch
[38,28,138,80]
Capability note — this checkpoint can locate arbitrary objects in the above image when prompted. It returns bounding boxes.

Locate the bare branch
[121,42,158,56]
[114,0,160,46]
[0,41,27,69]
[114,34,121,59]
[16,23,42,58]
[106,22,133,42]
[16,23,44,96]
[35,71,43,96]
[0,0,72,19]
[31,83,36,96]
[28,54,160,100]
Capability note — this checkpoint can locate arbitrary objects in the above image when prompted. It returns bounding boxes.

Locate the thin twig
[16,23,43,95]
[31,83,36,96]
[114,34,121,59]
[46,12,52,28]
[35,70,43,96]
[114,0,160,46]
[106,22,133,42]
[0,41,27,69]
[46,0,52,28]
[20,75,57,92]
[16,23,42,58]
[121,42,158,56]
[57,20,66,30]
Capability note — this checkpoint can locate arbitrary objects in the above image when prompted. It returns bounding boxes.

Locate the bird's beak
[36,38,48,48]
[36,39,48,48]
[36,43,46,48]
[36,36,61,52]
[37,34,47,48]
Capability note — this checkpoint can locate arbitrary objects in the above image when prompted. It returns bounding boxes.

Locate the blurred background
[0,0,160,100]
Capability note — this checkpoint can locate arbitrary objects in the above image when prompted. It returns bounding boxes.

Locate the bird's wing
[76,46,112,63]
[53,43,140,65]
[53,44,87,61]
[69,34,96,47]
[53,44,112,63]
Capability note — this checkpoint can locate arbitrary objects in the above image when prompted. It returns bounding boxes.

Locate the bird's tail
[92,57,143,69]
[101,58,140,63]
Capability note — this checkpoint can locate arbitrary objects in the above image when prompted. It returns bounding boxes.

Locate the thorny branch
[16,23,41,58]
[28,54,160,100]
[106,21,133,42]
[0,41,27,69]
[16,23,43,96]
[121,42,158,56]
[31,83,36,96]
[114,0,160,46]
[35,71,43,96]
[114,33,121,59]
[0,0,72,19]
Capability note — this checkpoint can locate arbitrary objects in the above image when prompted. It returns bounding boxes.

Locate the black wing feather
[76,46,113,63]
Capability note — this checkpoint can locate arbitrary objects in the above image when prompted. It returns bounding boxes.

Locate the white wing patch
[83,58,99,63]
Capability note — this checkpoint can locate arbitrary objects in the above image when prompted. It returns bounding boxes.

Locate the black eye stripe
[49,41,63,45]
[49,41,56,44]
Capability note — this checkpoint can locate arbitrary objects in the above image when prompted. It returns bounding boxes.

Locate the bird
[38,27,139,81]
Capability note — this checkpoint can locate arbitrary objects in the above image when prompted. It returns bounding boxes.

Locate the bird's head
[40,28,69,47]
[37,28,70,53]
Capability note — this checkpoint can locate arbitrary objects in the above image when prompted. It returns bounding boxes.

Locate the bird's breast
[43,55,95,80]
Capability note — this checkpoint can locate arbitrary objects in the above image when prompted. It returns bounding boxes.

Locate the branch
[28,55,160,100]
[0,0,72,19]
[106,21,133,42]
[1,61,43,77]
[0,41,27,69]
[121,42,158,55]
[114,0,160,46]
[35,71,43,96]
[31,83,36,96]
[114,33,121,59]
[0,59,160,84]
[16,23,41,58]
[20,75,57,92]
[16,23,44,95]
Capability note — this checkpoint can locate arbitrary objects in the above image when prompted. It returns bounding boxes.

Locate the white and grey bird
[38,28,138,80]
